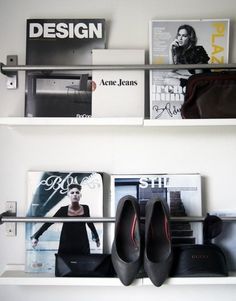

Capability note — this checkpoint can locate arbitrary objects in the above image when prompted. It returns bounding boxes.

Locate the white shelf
[143,274,236,286]
[0,117,143,127]
[143,118,236,127]
[1,265,236,286]
[0,117,236,127]
[0,265,141,286]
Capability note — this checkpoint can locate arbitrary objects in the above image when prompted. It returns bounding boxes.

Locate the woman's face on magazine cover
[177,29,190,47]
[68,187,81,203]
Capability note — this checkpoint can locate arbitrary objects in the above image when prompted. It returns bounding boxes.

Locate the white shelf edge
[0,117,236,127]
[1,265,236,286]
[143,118,236,127]
[0,265,141,286]
[0,117,143,126]
[143,274,236,286]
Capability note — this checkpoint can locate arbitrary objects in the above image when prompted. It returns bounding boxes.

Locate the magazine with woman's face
[149,19,230,119]
[25,171,104,273]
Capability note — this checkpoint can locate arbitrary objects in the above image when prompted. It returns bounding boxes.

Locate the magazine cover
[110,174,202,248]
[149,19,230,119]
[211,210,236,271]
[25,19,106,117]
[92,49,145,117]
[25,171,104,273]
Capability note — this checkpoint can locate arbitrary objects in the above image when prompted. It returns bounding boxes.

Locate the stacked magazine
[25,171,104,273]
[92,49,145,117]
[149,19,230,119]
[110,174,202,248]
[25,19,106,117]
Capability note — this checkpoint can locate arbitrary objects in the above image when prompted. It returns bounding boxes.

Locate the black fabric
[32,205,99,254]
[55,253,115,277]
[174,45,210,66]
[170,244,228,277]
[181,71,236,118]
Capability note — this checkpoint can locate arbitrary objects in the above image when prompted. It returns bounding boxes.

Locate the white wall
[0,0,236,300]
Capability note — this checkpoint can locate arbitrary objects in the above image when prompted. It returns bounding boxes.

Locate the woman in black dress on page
[31,183,100,254]
[166,24,210,87]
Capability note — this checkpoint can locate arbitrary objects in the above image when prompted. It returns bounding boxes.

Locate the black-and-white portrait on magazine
[149,19,230,119]
[25,171,103,273]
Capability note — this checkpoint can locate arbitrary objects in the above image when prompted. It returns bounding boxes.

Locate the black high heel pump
[111,195,142,286]
[144,198,173,287]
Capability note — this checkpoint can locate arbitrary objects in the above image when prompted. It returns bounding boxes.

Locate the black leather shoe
[111,195,142,286]
[144,199,173,287]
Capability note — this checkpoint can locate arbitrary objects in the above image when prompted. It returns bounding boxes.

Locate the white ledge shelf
[1,265,236,286]
[143,275,236,286]
[0,117,143,127]
[0,117,236,127]
[0,265,139,286]
[143,118,236,127]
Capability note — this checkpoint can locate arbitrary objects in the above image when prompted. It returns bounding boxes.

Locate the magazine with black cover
[25,171,104,273]
[110,174,202,248]
[25,19,106,117]
[149,19,230,119]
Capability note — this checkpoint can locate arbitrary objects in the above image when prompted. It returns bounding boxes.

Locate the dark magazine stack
[25,19,106,117]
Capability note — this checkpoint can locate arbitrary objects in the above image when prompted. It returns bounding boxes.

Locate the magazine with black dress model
[25,171,104,273]
[25,19,106,117]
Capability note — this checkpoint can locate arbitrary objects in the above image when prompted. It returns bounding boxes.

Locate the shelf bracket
[1,55,18,89]
[0,202,17,236]
[0,211,11,225]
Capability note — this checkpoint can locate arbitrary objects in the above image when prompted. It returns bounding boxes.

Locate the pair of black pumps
[111,195,173,286]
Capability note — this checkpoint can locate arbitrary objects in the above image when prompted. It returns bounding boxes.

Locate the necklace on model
[68,204,84,216]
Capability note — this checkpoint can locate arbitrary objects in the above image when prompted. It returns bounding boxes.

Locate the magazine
[110,174,202,248]
[25,171,104,273]
[92,49,145,117]
[149,19,230,119]
[25,19,106,117]
[211,210,236,271]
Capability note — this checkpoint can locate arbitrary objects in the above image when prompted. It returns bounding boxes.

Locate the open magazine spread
[149,19,230,119]
[25,171,103,273]
[110,174,202,248]
[25,19,106,117]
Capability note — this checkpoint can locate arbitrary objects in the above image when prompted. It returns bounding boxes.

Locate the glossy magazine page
[149,19,230,119]
[25,171,103,273]
[92,49,145,117]
[25,19,106,117]
[110,174,202,249]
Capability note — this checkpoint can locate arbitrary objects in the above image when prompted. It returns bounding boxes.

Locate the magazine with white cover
[109,174,202,249]
[149,19,230,119]
[25,19,106,117]
[92,49,145,117]
[25,171,104,273]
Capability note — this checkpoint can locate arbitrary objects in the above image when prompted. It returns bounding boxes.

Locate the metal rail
[1,59,235,90]
[1,212,236,224]
[1,63,236,73]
